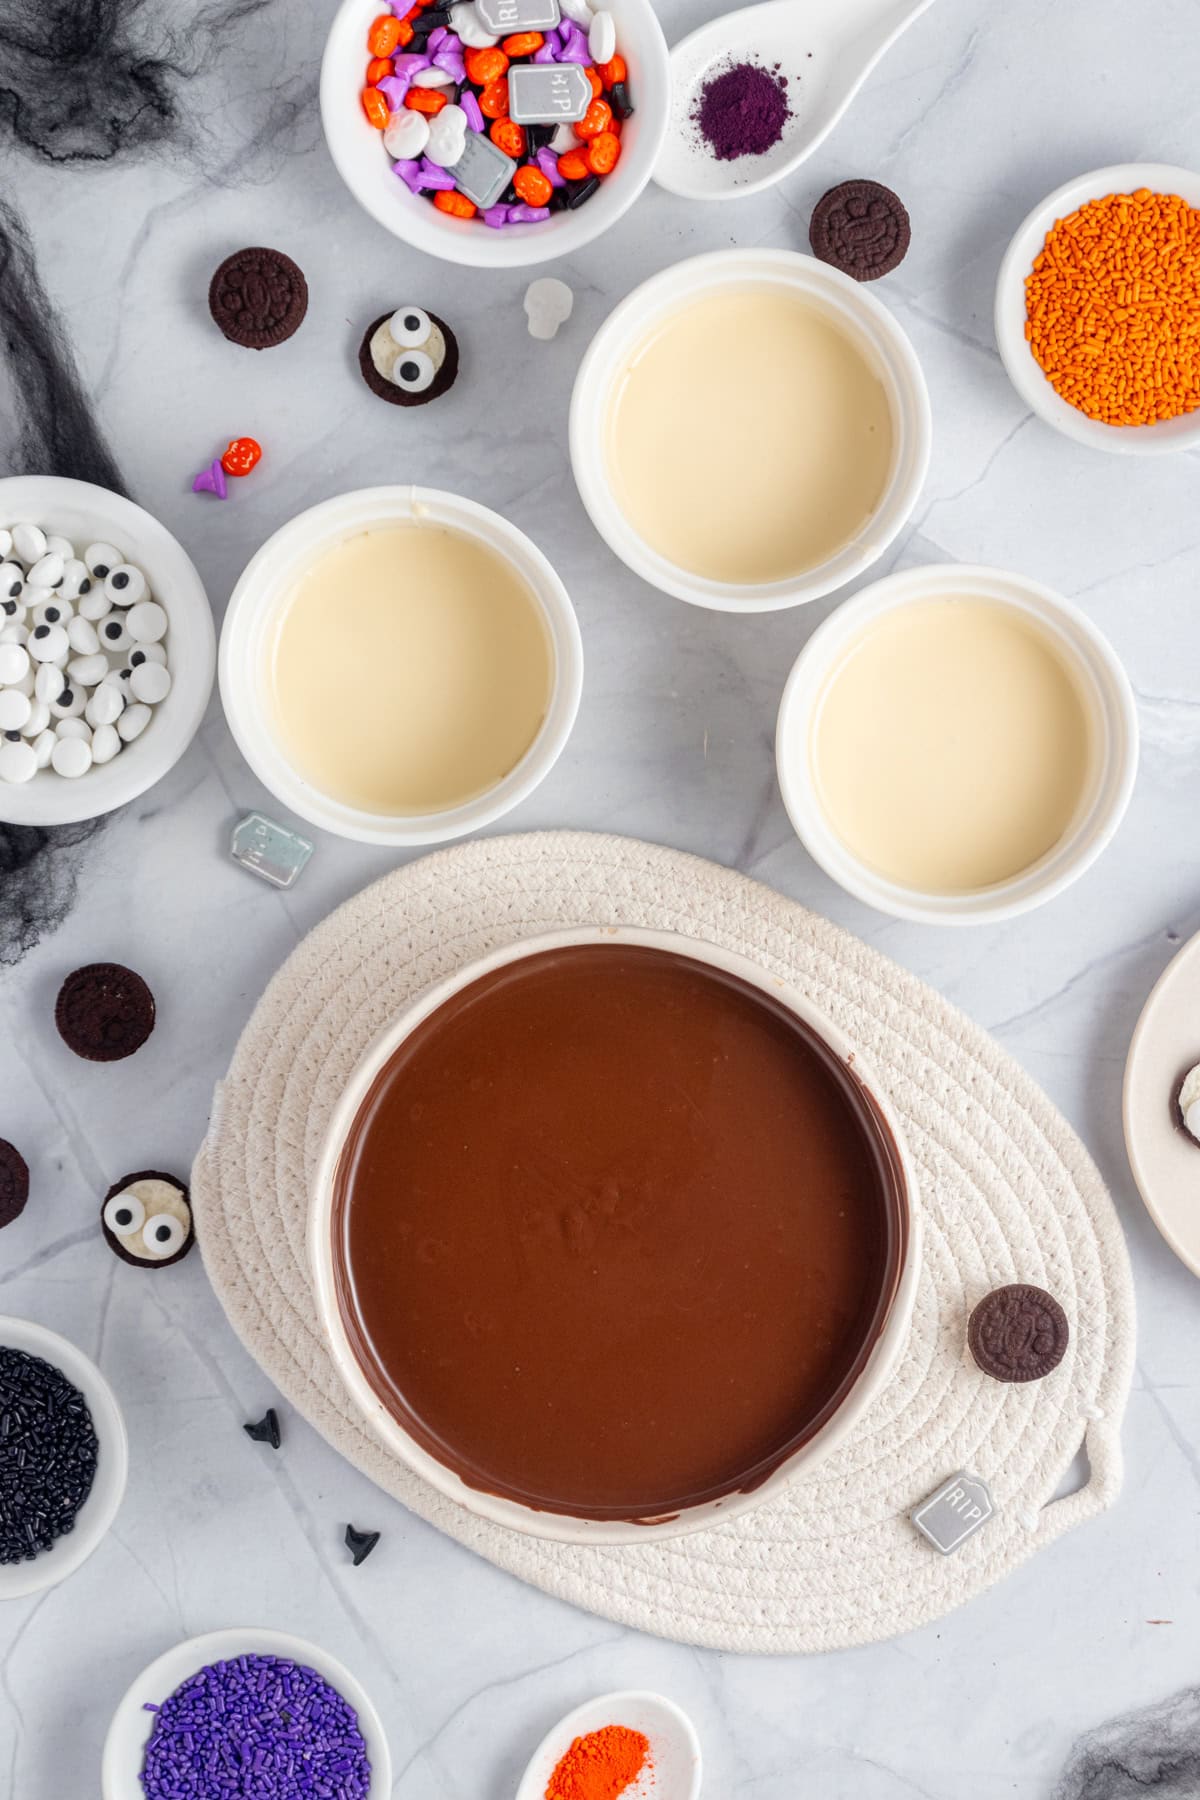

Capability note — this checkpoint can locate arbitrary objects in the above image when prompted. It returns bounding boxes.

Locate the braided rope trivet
[192,833,1134,1653]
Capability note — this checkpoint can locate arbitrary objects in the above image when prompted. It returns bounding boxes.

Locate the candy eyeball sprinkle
[141,1213,187,1259]
[389,306,434,348]
[103,1191,145,1236]
[0,563,25,602]
[104,564,147,608]
[32,597,72,629]
[84,542,121,578]
[391,350,436,394]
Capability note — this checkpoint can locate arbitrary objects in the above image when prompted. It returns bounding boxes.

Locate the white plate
[1123,929,1200,1278]
[995,163,1200,455]
[101,1627,392,1800]
[515,1690,701,1800]
[0,1314,128,1601]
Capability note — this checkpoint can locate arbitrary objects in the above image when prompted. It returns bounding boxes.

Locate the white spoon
[515,1690,702,1800]
[655,0,936,201]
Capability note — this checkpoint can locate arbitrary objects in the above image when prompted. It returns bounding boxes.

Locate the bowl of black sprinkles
[0,1315,128,1598]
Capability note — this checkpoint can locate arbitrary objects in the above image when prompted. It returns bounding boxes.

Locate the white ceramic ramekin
[0,477,214,827]
[776,564,1140,926]
[101,1628,392,1800]
[995,163,1200,455]
[308,925,921,1545]
[219,486,583,847]
[0,1315,128,1601]
[320,0,669,271]
[569,248,932,612]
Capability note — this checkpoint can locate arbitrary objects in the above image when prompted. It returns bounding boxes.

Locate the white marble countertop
[2,0,1199,1794]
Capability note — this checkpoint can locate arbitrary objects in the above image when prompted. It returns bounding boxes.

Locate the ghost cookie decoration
[101,1169,194,1269]
[358,307,459,407]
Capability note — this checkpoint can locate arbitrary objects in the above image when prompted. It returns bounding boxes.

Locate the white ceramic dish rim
[100,1626,393,1800]
[0,476,215,826]
[0,1314,128,1601]
[1122,927,1200,1280]
[319,0,670,270]
[308,923,922,1546]
[995,162,1200,456]
[775,562,1140,926]
[654,0,936,202]
[218,485,583,847]
[515,1689,701,1800]
[569,248,932,612]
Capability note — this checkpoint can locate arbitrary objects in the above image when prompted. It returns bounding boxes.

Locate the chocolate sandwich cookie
[101,1169,194,1268]
[968,1283,1069,1383]
[0,1139,29,1230]
[358,307,459,407]
[810,179,911,282]
[209,246,308,349]
[56,963,155,1061]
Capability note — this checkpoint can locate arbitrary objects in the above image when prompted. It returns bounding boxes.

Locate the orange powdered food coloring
[1024,188,1200,427]
[545,1725,652,1800]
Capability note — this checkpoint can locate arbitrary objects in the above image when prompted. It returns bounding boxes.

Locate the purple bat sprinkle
[391,156,422,185]
[392,52,431,77]
[433,49,466,82]
[507,203,550,223]
[139,1654,371,1800]
[533,38,558,61]
[481,204,511,227]
[375,73,410,110]
[461,88,485,131]
[535,146,565,185]
[417,158,457,189]
[427,24,448,49]
[557,24,591,62]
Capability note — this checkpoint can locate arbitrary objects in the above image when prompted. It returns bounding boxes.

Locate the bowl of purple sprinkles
[0,1314,128,1600]
[101,1628,392,1800]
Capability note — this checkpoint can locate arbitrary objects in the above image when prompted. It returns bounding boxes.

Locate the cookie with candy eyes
[358,307,459,407]
[101,1169,194,1269]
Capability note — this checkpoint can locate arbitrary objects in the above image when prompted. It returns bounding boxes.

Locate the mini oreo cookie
[968,1283,1069,1383]
[358,307,459,408]
[0,1139,29,1229]
[56,962,155,1062]
[101,1169,194,1268]
[209,246,308,349]
[810,179,911,282]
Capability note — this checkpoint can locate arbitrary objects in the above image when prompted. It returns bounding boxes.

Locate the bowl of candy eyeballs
[0,477,215,826]
[320,0,670,268]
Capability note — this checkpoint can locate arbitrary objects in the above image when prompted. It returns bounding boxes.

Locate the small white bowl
[0,1314,128,1601]
[101,1627,392,1800]
[0,477,214,826]
[309,925,921,1544]
[515,1690,701,1800]
[995,163,1200,455]
[320,0,670,270]
[219,486,583,847]
[569,248,931,612]
[776,564,1139,926]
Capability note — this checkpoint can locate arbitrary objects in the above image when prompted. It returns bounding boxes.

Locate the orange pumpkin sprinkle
[1024,188,1200,428]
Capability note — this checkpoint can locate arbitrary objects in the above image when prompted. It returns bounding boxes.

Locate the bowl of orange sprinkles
[996,163,1200,453]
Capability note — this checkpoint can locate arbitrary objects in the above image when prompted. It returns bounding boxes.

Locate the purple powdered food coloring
[693,60,791,161]
[139,1654,371,1799]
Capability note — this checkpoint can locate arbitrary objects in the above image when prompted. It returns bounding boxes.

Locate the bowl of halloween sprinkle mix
[0,1315,128,1600]
[996,163,1200,454]
[321,0,670,267]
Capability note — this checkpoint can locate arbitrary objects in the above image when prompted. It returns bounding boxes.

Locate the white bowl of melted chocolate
[570,248,932,612]
[310,929,920,1543]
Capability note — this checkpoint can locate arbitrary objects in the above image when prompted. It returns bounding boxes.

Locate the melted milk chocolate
[332,945,906,1520]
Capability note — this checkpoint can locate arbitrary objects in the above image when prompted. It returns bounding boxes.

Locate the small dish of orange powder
[995,163,1200,453]
[516,1690,700,1800]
